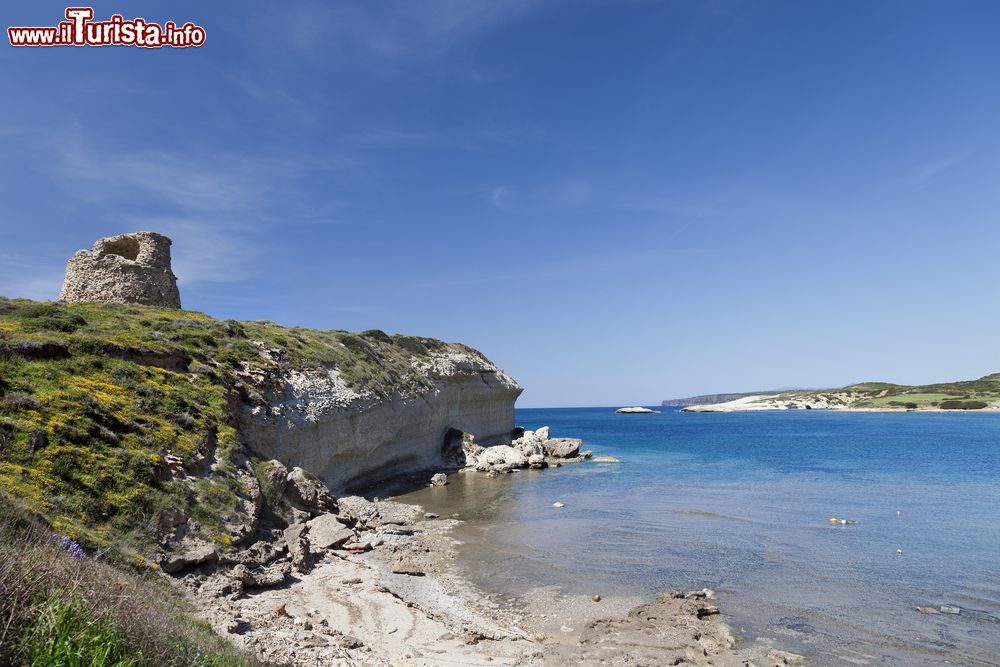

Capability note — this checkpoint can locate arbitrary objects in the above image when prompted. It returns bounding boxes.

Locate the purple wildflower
[50,532,85,559]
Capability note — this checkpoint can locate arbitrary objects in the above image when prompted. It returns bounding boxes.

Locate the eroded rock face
[239,349,522,492]
[59,231,181,308]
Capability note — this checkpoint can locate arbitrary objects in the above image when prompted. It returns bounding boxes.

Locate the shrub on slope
[0,504,253,666]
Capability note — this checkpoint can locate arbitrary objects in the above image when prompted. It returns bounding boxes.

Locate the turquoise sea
[407,407,1000,665]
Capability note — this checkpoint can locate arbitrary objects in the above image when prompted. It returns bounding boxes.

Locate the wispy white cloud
[18,126,350,287]
[219,70,328,128]
[49,133,296,215]
[622,194,719,219]
[346,121,544,152]
[112,217,261,286]
[345,129,439,148]
[0,254,64,301]
[411,247,692,290]
[549,180,594,207]
[490,186,512,209]
[260,0,545,60]
[909,153,968,186]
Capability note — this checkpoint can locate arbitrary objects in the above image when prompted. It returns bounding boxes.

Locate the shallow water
[400,408,1000,666]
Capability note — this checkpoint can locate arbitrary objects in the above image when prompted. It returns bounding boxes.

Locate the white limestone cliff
[237,348,522,492]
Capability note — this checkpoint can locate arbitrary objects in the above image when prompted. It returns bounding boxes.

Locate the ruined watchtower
[59,231,181,308]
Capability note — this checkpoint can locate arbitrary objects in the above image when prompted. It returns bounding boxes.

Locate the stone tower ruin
[59,231,181,308]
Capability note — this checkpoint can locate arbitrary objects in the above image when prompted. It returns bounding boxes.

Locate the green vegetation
[0,296,460,553]
[19,600,141,667]
[0,297,472,666]
[784,375,1000,410]
[0,504,253,666]
[939,400,989,410]
[866,393,959,406]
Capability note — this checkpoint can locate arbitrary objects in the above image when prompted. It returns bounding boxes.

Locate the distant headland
[677,375,1000,412]
[662,391,793,407]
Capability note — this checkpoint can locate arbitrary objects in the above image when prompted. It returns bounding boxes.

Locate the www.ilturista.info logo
[8,7,205,48]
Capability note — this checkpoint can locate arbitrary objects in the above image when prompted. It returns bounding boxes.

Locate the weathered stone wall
[237,350,522,492]
[59,231,181,308]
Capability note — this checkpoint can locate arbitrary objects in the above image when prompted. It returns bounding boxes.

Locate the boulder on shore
[336,495,379,527]
[475,445,528,472]
[543,438,582,458]
[159,539,218,573]
[284,467,337,515]
[306,513,354,552]
[466,427,589,474]
[283,522,310,572]
[232,562,289,588]
[391,552,425,576]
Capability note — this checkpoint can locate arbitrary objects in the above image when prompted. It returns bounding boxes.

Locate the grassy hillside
[782,374,1000,410]
[0,296,465,555]
[0,296,482,665]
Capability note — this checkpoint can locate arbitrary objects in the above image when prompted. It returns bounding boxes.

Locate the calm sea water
[402,407,1000,666]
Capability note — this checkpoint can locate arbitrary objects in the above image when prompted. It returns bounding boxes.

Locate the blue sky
[2,1,999,407]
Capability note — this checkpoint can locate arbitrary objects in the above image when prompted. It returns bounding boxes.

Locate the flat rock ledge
[545,590,803,666]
